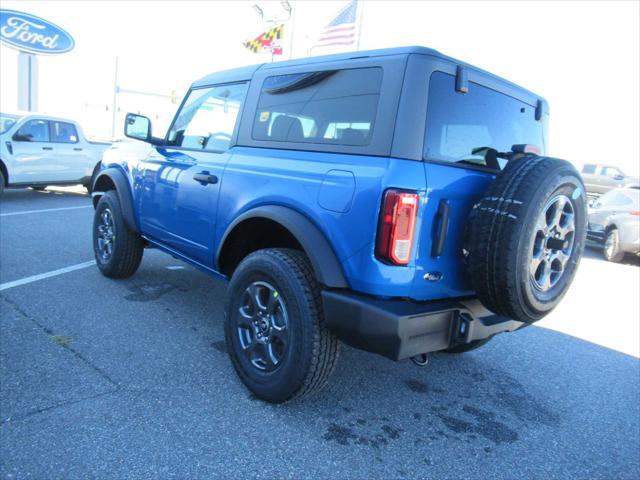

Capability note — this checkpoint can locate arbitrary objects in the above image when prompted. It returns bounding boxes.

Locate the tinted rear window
[424,72,544,168]
[252,67,382,146]
[51,121,78,143]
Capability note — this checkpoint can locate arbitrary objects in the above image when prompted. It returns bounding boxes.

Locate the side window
[50,121,79,143]
[603,167,623,178]
[612,192,633,206]
[252,67,383,147]
[597,191,616,207]
[582,164,596,174]
[14,119,50,142]
[167,82,248,152]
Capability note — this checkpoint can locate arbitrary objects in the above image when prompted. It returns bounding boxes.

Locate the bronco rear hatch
[408,71,547,301]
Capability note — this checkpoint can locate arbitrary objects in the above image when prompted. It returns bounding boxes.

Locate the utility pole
[17,52,38,111]
[285,0,295,60]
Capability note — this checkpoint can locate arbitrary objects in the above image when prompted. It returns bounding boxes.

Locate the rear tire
[31,186,47,191]
[93,191,144,278]
[224,248,340,403]
[466,156,587,323]
[603,228,625,263]
[0,170,4,196]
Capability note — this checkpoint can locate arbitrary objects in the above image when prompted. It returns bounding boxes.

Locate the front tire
[603,228,625,262]
[224,248,340,403]
[93,191,144,278]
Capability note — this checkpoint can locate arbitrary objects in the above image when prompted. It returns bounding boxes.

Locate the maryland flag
[244,24,284,55]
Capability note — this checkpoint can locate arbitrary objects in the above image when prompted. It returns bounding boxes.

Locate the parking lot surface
[1,188,639,479]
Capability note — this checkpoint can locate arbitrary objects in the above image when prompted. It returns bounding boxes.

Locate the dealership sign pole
[0,9,75,111]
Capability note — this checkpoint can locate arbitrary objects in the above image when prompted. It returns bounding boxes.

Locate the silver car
[587,187,640,262]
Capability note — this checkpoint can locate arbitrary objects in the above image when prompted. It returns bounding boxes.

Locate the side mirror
[12,133,33,142]
[124,113,152,142]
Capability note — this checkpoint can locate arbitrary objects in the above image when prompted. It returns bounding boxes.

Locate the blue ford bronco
[92,46,586,403]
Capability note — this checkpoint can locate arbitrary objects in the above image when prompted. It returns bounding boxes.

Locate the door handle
[42,146,53,150]
[73,147,83,151]
[193,172,218,185]
[431,199,450,257]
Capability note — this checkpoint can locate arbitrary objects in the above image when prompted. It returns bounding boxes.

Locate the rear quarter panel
[217,148,428,297]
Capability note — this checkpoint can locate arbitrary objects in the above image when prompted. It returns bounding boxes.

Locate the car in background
[581,163,639,197]
[587,187,640,262]
[0,112,110,196]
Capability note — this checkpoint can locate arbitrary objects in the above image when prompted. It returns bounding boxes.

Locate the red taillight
[630,211,640,216]
[375,190,419,265]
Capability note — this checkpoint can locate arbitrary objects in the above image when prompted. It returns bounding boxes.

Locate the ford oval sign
[0,9,74,55]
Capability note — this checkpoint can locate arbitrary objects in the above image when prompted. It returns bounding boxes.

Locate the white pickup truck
[0,112,110,195]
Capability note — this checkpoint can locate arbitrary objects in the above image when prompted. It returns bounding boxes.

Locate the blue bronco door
[138,82,248,266]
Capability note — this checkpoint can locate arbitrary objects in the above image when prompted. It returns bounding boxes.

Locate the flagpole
[288,1,296,60]
[356,0,365,51]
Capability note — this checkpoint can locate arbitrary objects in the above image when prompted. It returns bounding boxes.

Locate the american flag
[314,0,358,49]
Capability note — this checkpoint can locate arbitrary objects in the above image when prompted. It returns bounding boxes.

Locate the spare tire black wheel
[466,155,586,324]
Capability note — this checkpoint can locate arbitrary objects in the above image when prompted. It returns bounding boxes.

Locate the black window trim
[163,80,249,155]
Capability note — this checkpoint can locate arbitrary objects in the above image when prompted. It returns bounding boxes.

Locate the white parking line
[0,205,92,217]
[0,261,96,292]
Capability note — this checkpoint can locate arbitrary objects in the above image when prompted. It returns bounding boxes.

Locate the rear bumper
[322,290,524,361]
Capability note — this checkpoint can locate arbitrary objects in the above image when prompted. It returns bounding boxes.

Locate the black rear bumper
[321,290,525,361]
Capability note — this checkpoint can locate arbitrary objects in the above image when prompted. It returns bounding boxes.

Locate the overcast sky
[1,0,638,175]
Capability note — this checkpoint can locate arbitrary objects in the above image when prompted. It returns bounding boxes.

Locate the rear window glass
[51,121,78,143]
[252,67,382,146]
[424,72,544,168]
[582,164,597,174]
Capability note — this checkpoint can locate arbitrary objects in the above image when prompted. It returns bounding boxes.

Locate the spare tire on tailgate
[466,155,586,324]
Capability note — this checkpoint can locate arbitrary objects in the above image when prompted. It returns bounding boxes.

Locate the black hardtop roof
[191,45,545,104]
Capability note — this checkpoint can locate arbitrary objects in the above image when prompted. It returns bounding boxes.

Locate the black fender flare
[92,167,139,233]
[216,205,349,289]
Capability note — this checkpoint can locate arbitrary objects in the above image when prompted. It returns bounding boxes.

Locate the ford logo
[0,9,74,55]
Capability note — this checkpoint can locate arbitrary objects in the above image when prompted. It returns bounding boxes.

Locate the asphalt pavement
[1,187,639,479]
